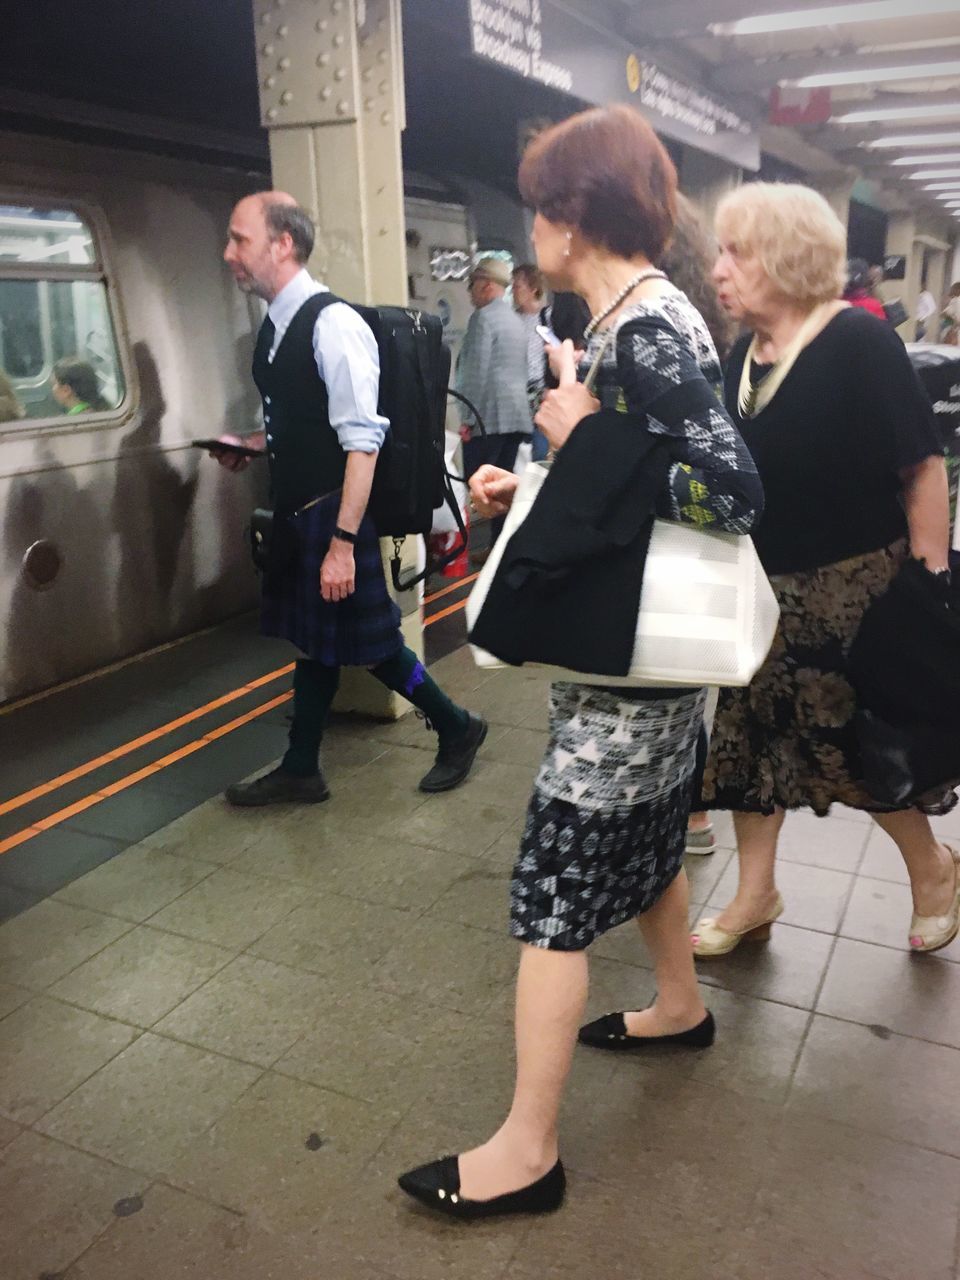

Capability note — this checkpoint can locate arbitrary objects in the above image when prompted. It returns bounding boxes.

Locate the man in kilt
[212,191,486,805]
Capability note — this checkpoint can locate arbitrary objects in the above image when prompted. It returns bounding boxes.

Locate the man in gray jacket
[457,258,532,529]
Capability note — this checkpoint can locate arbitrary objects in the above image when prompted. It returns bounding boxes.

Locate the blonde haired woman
[693,182,958,958]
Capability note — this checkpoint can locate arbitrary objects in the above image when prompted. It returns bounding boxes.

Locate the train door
[404,196,473,376]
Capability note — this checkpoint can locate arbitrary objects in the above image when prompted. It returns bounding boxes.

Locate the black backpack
[316,295,483,590]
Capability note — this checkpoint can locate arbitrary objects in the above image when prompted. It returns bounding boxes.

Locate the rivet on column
[279,57,291,70]
[381,109,391,125]
[281,90,293,104]
[278,24,288,36]
[333,33,345,47]
[267,106,279,119]
[262,42,274,55]
[317,52,330,66]
[334,67,346,82]
[337,100,350,115]
[315,17,328,30]
[320,86,332,100]
[264,75,276,88]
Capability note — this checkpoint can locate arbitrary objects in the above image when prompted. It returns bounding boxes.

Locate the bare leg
[457,943,588,1201]
[687,812,712,834]
[711,808,785,933]
[623,869,708,1036]
[871,809,954,917]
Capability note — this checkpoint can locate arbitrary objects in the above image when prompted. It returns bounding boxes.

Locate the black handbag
[248,507,299,574]
[249,508,273,571]
[848,559,960,804]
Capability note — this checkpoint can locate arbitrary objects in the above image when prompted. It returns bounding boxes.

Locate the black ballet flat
[578,1010,716,1051]
[397,1155,566,1221]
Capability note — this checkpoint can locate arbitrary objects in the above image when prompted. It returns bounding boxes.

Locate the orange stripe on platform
[0,663,296,819]
[423,597,469,628]
[0,691,294,858]
[423,572,478,607]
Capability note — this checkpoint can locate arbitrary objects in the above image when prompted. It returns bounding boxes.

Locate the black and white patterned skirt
[511,682,707,951]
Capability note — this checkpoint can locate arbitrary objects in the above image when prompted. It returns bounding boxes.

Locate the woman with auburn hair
[398,104,761,1222]
[687,182,958,961]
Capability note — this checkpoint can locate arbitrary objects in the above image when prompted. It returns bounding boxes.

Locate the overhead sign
[468,0,574,92]
[465,0,759,169]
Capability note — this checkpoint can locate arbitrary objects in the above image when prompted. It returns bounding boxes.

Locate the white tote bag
[466,462,780,688]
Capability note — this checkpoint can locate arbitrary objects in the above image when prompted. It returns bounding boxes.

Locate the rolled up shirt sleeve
[313,302,388,452]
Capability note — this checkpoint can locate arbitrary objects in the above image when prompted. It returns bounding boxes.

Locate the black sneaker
[418,714,488,793]
[224,767,330,807]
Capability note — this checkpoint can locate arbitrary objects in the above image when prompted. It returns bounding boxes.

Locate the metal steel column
[253,0,422,718]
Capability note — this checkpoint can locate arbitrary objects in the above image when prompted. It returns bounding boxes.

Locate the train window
[0,203,125,426]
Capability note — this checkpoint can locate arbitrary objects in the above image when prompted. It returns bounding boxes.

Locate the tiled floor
[2,644,960,1278]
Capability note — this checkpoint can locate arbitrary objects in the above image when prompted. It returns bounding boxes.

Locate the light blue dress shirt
[265,268,388,453]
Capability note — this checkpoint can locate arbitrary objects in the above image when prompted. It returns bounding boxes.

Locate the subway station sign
[466,0,759,169]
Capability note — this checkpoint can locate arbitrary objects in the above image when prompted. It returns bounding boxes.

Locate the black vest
[251,294,347,513]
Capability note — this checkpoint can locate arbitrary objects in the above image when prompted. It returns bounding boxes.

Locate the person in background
[52,357,108,414]
[659,192,737,857]
[916,285,938,342]
[0,369,23,423]
[512,262,549,461]
[844,257,887,321]
[457,257,532,547]
[660,193,737,363]
[942,281,960,345]
[696,182,957,960]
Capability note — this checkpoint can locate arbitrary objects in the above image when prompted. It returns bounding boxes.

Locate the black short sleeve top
[724,307,942,574]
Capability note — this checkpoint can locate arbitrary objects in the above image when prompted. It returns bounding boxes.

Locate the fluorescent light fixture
[890,153,960,165]
[793,60,960,89]
[924,180,960,190]
[837,103,960,123]
[711,0,959,36]
[909,167,960,178]
[869,131,960,147]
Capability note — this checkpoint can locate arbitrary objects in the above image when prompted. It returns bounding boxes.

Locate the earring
[564,231,572,259]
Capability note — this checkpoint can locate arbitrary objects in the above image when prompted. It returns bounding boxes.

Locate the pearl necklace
[583,269,668,341]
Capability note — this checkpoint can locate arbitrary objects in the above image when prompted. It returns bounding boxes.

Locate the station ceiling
[614,0,960,226]
[1,0,958,228]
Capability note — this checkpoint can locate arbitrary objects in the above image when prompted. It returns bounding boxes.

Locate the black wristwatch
[332,526,358,545]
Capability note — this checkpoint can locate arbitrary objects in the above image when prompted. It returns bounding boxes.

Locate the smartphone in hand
[536,324,561,348]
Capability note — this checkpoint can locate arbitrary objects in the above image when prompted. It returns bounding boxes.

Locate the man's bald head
[252,191,315,264]
[224,191,316,301]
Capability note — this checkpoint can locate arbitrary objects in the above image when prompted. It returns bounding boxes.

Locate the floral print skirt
[702,540,954,817]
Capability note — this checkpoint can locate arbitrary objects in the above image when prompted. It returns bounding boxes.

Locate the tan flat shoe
[691,895,784,958]
[909,845,960,954]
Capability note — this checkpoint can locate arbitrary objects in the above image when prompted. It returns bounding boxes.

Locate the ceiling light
[711,0,959,36]
[923,180,960,190]
[890,152,960,165]
[869,131,960,147]
[837,103,960,123]
[792,60,960,89]
[909,167,960,178]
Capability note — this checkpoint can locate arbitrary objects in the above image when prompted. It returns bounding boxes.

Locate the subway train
[0,128,490,705]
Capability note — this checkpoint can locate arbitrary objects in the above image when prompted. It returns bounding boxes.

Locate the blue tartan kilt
[260,492,403,667]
